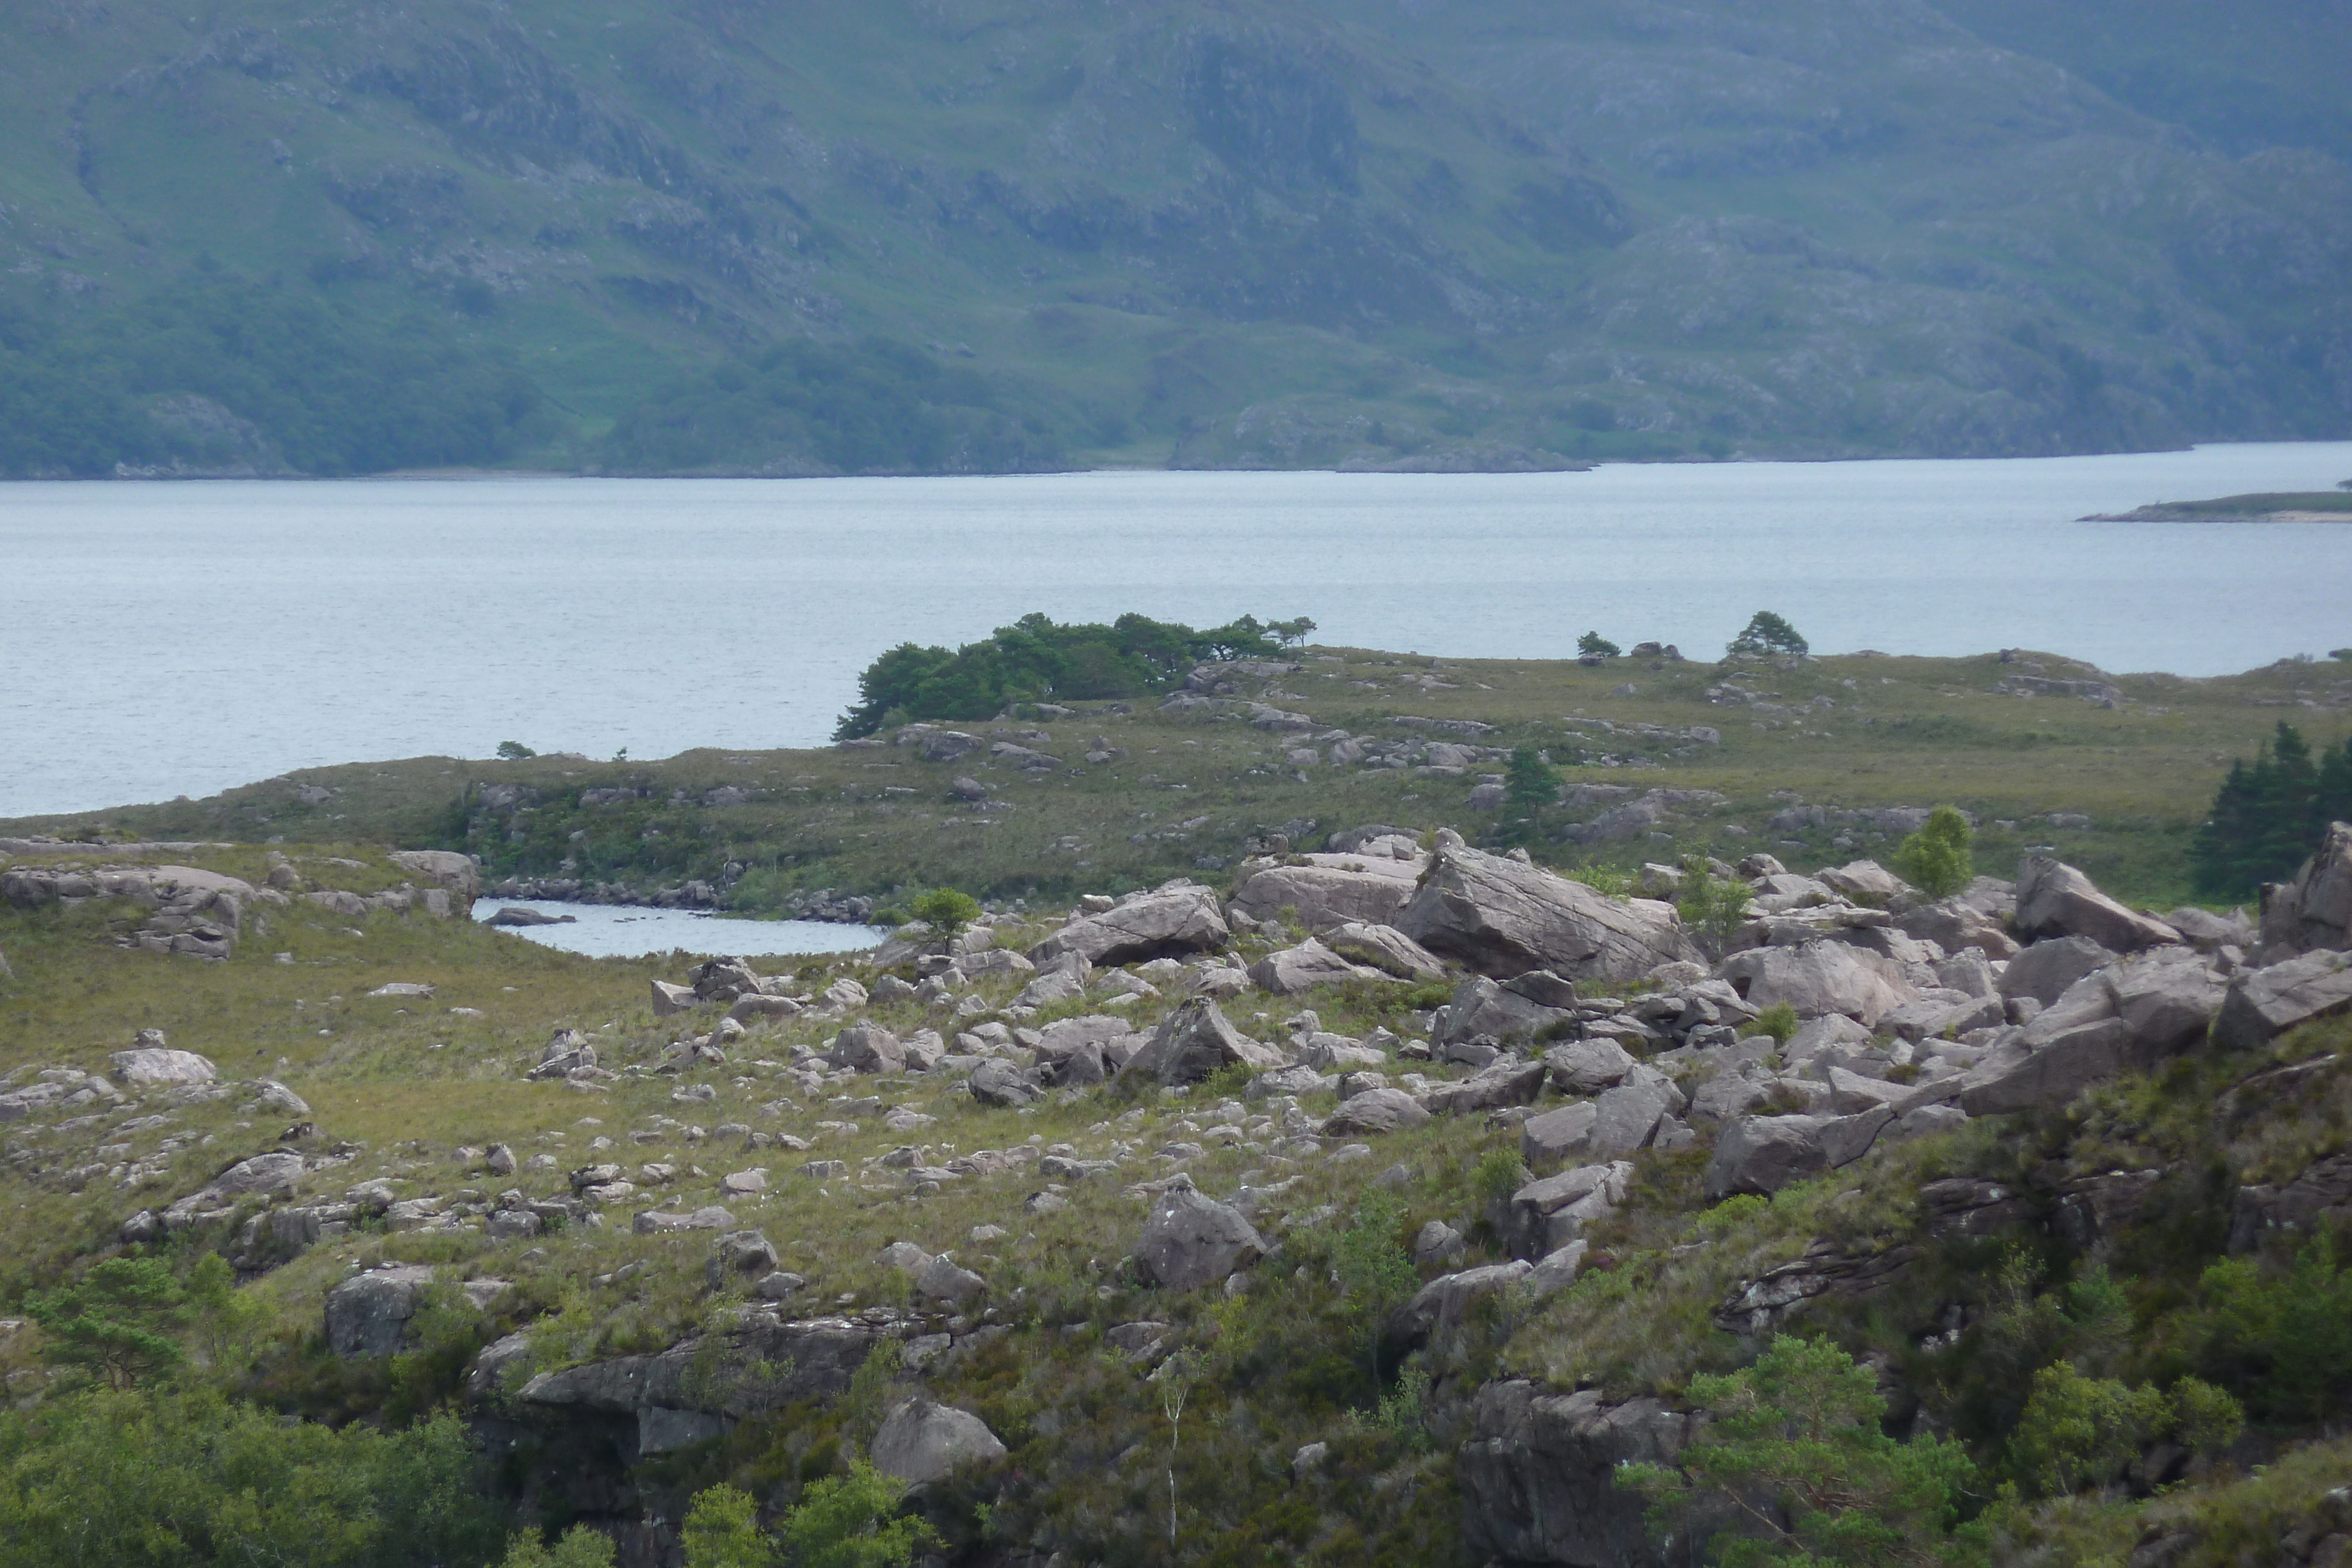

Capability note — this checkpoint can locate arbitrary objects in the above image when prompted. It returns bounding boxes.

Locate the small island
[2084,483,2352,521]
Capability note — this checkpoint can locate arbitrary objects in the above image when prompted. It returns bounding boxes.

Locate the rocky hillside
[2,0,2347,475]
[4,802,2352,1565]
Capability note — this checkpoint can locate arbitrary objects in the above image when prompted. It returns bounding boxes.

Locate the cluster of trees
[0,272,545,477]
[1572,611,1808,663]
[834,611,1315,737]
[597,338,1068,476]
[2189,721,2352,898]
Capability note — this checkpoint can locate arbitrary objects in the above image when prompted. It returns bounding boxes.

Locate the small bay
[471,900,881,959]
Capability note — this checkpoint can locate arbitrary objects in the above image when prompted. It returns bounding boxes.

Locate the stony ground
[5,784,2352,1566]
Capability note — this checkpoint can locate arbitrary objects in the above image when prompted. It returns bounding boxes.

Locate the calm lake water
[474,900,882,959]
[5,442,2352,818]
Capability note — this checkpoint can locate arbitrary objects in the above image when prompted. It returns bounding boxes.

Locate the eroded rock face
[1029,884,1228,965]
[1322,921,1448,979]
[326,1265,438,1358]
[1248,937,1382,994]
[2213,948,2352,1051]
[1456,1381,1696,1568]
[871,1396,1007,1483]
[1134,1176,1265,1291]
[2014,855,2180,952]
[2259,821,2352,958]
[1703,1115,1830,1198]
[1398,839,1691,981]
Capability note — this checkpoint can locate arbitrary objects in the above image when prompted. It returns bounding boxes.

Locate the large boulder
[1322,1086,1432,1135]
[1321,922,1448,981]
[1121,999,1288,1086]
[1505,1161,1633,1259]
[1963,950,2225,1115]
[2260,821,2352,957]
[326,1265,438,1357]
[1134,1176,1266,1290]
[1418,1057,1550,1116]
[1433,972,1582,1048]
[871,1397,1007,1484]
[1387,1260,1533,1359]
[1716,940,1918,1025]
[2014,856,2180,952]
[1545,1038,1636,1095]
[1457,1382,1693,1568]
[1228,850,1428,930]
[1999,935,2116,1007]
[1398,838,1692,981]
[1248,938,1384,995]
[108,1048,217,1086]
[1029,884,1228,965]
[967,1060,1043,1108]
[828,1025,906,1075]
[2213,949,2352,1051]
[1521,1102,1600,1168]
[388,850,481,914]
[1703,1116,1830,1198]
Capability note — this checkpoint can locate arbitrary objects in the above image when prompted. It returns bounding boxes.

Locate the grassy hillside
[12,641,2352,913]
[1,0,2347,476]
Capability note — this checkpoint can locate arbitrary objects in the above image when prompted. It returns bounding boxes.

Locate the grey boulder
[108,1048,218,1086]
[1398,838,1692,981]
[1321,922,1448,981]
[1121,999,1288,1086]
[871,1396,1008,1484]
[1999,935,2117,1007]
[326,1265,438,1358]
[1703,1115,1830,1198]
[1716,940,1917,1025]
[2260,821,2352,957]
[1134,1176,1266,1291]
[2014,855,2181,952]
[1228,852,1426,930]
[1458,1382,1692,1568]
[1248,938,1384,995]
[2213,948,2352,1051]
[1029,884,1228,965]
[1322,1086,1432,1135]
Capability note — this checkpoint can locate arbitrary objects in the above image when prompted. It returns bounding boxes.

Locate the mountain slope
[0,0,2346,474]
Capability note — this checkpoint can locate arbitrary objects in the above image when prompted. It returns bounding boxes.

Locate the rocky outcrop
[2259,822,2352,958]
[1248,937,1385,994]
[1504,1161,1632,1259]
[1716,940,1917,1025]
[1029,884,1228,965]
[109,1045,218,1086]
[1715,1239,1921,1336]
[2014,855,2180,952]
[326,1265,440,1357]
[1134,1176,1265,1290]
[1456,1381,1696,1568]
[1321,921,1447,979]
[1398,837,1691,981]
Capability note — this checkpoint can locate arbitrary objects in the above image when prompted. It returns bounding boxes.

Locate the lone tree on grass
[1892,805,1975,899]
[1577,631,1622,658]
[1728,611,1808,659]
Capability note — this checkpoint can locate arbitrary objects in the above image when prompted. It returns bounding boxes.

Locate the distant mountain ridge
[1,0,2346,476]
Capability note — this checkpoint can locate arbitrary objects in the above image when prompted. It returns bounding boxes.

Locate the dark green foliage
[2189,722,2352,898]
[834,611,1299,737]
[1331,1190,1418,1398]
[906,887,982,935]
[1727,611,1809,659]
[597,339,1065,477]
[499,1526,618,1568]
[495,742,537,761]
[771,1462,936,1568]
[2007,1365,2239,1497]
[1576,631,1621,658]
[1497,744,1555,843]
[2184,1235,2352,1422]
[1892,805,1976,898]
[0,273,543,477]
[0,1388,502,1567]
[24,1255,196,1388]
[1621,1336,1985,1566]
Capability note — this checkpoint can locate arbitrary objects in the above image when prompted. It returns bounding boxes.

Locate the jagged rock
[968,1060,1043,1107]
[829,1025,906,1075]
[1134,1176,1266,1290]
[2259,821,2352,957]
[1228,851,1428,930]
[707,1230,779,1289]
[1398,837,1692,981]
[1896,885,2022,959]
[871,1396,1008,1483]
[2000,935,2117,1007]
[1520,1102,1599,1168]
[1029,884,1229,965]
[1543,1037,1635,1095]
[1716,940,1918,1025]
[1704,1115,1830,1197]
[1322,922,1448,980]
[650,980,700,1016]
[1249,938,1384,994]
[1414,1220,1466,1266]
[1121,999,1288,1086]
[326,1265,438,1358]
[1387,1260,1532,1358]
[1965,950,2225,1114]
[1457,1382,1692,1568]
[1504,1161,1632,1259]
[1585,1081,1676,1156]
[2213,948,2352,1051]
[1322,1086,1431,1134]
[2015,856,2180,952]
[108,1048,217,1086]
